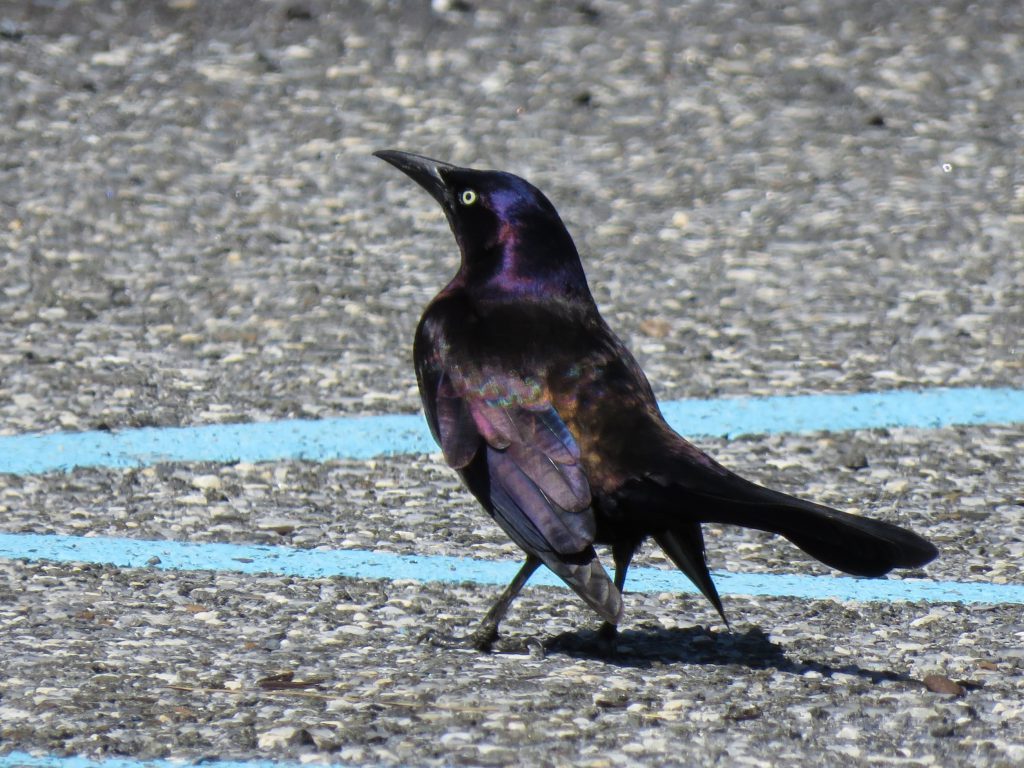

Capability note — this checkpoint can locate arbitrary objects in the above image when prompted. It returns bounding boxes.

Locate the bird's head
[375,149,591,301]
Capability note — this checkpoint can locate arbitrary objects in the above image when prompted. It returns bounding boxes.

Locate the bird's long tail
[692,490,938,577]
[621,467,936,615]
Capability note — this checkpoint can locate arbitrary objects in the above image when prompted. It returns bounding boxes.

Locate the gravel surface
[1,426,1020,584]
[1,0,1023,765]
[2,0,1022,434]
[3,560,1023,767]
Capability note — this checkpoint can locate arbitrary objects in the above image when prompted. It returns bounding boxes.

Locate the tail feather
[617,468,937,608]
[632,434,939,578]
[539,548,624,624]
[654,526,728,626]
[707,496,938,577]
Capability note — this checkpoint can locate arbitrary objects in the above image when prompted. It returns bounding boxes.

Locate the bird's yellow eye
[460,189,478,206]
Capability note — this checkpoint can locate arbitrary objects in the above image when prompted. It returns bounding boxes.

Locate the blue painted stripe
[0,414,436,475]
[1,387,1022,476]
[657,386,1024,436]
[1,532,1021,606]
[0,752,333,768]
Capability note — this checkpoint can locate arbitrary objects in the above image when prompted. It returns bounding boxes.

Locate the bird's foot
[415,626,492,651]
[546,622,620,659]
[415,626,543,656]
[595,621,619,656]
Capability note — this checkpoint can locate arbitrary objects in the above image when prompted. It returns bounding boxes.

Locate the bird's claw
[595,621,619,657]
[415,625,499,652]
[416,627,476,650]
[545,623,620,659]
[416,625,545,656]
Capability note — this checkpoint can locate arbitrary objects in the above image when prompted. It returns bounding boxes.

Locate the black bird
[374,149,938,651]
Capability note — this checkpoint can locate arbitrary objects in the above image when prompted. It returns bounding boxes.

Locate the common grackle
[375,150,938,652]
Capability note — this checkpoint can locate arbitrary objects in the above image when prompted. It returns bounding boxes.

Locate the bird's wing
[413,298,622,623]
[430,367,596,556]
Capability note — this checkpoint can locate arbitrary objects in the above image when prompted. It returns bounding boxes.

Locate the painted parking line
[1,386,1022,476]
[0,413,434,475]
[0,752,329,768]
[1,532,1021,606]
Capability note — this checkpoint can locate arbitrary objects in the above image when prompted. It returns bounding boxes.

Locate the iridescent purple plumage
[374,149,938,652]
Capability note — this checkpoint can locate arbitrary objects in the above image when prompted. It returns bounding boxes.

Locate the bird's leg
[420,555,542,652]
[596,541,637,655]
[468,554,542,651]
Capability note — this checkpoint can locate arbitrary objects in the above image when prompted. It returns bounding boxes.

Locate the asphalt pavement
[1,0,1023,766]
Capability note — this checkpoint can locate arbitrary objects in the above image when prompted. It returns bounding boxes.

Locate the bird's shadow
[538,624,916,685]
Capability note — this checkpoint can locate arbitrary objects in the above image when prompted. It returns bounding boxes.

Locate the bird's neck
[458,228,594,304]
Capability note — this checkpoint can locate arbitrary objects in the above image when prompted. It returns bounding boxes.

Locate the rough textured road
[1,0,1022,766]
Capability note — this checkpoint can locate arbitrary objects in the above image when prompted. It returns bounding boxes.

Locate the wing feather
[414,298,621,622]
[430,367,596,556]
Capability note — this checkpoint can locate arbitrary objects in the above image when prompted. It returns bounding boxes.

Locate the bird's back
[416,286,675,476]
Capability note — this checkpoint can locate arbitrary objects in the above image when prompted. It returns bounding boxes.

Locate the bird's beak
[374,149,457,209]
